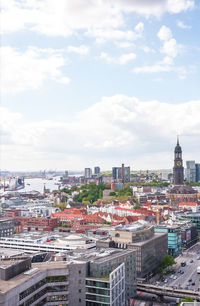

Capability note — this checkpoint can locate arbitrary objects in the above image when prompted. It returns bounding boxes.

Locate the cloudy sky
[1,0,200,172]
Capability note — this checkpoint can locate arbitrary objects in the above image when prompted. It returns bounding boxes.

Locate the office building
[94,167,100,175]
[112,164,130,183]
[97,222,168,278]
[84,248,136,305]
[0,248,137,306]
[0,258,86,306]
[155,224,182,257]
[186,160,196,182]
[196,163,200,182]
[84,168,92,179]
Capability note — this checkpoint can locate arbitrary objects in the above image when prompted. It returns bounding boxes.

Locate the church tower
[173,137,184,185]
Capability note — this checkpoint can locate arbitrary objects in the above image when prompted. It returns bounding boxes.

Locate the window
[79,299,81,302]
[79,270,81,274]
[79,289,81,293]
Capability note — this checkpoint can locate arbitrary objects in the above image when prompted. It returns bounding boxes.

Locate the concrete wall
[68,262,86,306]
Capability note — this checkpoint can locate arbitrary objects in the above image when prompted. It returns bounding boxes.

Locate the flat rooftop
[0,248,26,258]
[129,232,167,247]
[72,248,134,263]
[0,260,70,293]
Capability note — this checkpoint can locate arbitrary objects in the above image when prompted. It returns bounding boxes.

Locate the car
[173,276,177,280]
[190,259,193,263]
[170,275,174,279]
[197,257,200,260]
[189,279,192,282]
[156,281,160,285]
[192,282,195,286]
[164,279,168,283]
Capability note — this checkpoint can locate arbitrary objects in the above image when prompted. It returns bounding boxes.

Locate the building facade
[155,225,182,257]
[186,160,196,183]
[94,167,100,175]
[0,219,14,237]
[84,168,92,179]
[173,138,184,185]
[86,263,125,306]
[0,260,86,306]
[98,223,168,279]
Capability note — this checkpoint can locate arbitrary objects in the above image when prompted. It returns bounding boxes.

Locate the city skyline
[1,1,200,171]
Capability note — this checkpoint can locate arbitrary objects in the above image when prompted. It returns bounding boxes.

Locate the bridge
[137,283,200,300]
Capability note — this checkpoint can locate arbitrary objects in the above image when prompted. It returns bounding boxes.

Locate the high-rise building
[173,137,184,185]
[112,165,130,183]
[94,166,100,175]
[124,166,131,183]
[84,168,92,179]
[196,163,200,182]
[186,160,196,182]
[112,167,122,181]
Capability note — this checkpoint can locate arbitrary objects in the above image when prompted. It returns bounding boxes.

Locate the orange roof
[179,202,198,206]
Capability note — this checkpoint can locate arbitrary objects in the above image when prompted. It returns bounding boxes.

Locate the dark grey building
[0,219,14,237]
[196,163,200,182]
[112,165,130,183]
[94,166,100,175]
[173,137,184,185]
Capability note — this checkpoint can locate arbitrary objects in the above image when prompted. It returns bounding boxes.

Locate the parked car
[173,276,177,280]
[192,282,195,286]
[164,279,168,283]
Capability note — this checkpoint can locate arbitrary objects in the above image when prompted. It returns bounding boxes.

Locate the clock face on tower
[176,161,182,166]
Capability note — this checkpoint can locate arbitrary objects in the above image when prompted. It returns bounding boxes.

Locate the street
[132,242,200,305]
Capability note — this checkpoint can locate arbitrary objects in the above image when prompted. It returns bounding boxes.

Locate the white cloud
[1,46,70,94]
[1,95,200,170]
[116,42,135,48]
[157,26,183,58]
[67,45,89,55]
[177,20,192,29]
[86,28,143,44]
[119,53,137,64]
[141,46,155,53]
[0,0,123,36]
[98,52,136,65]
[0,0,194,37]
[161,38,181,58]
[134,25,184,77]
[115,0,194,17]
[134,22,144,33]
[157,25,172,41]
[132,56,187,79]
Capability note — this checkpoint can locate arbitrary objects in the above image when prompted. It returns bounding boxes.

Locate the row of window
[86,280,110,289]
[20,276,68,300]
[20,287,68,306]
[34,295,68,306]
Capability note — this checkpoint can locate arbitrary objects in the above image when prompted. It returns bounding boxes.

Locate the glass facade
[86,263,125,306]
[155,227,181,257]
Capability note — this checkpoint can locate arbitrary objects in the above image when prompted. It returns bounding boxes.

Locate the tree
[109,191,116,196]
[161,255,176,269]
[178,297,194,306]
